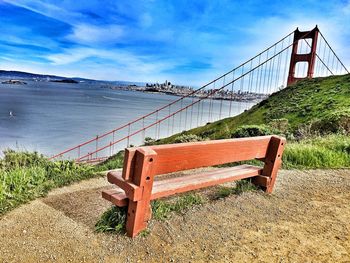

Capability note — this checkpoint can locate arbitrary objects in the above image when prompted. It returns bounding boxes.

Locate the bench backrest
[122,135,285,182]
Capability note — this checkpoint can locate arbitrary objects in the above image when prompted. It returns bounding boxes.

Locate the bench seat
[102,188,128,207]
[102,164,266,206]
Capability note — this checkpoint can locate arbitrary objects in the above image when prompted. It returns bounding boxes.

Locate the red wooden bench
[102,135,286,237]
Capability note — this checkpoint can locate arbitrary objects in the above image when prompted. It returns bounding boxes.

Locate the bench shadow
[42,186,113,229]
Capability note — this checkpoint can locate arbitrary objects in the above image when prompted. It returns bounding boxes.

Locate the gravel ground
[0,169,349,262]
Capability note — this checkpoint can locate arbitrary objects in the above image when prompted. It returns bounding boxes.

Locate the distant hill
[0,70,146,86]
[0,70,94,82]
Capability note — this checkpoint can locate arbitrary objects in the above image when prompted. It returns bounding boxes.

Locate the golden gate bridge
[50,26,349,163]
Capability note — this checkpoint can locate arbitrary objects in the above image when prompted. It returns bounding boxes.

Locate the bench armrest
[107,171,143,201]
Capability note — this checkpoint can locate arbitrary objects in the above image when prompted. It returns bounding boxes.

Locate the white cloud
[44,47,183,81]
[66,24,124,45]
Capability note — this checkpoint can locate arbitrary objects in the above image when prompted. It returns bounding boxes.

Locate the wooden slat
[103,165,263,207]
[144,136,272,175]
[150,165,262,200]
[102,189,128,207]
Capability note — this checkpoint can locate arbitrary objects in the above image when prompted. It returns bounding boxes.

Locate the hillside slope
[163,74,350,142]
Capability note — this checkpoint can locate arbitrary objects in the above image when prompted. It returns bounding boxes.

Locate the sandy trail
[0,169,349,262]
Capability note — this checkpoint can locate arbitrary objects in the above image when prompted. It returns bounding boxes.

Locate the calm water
[0,81,255,157]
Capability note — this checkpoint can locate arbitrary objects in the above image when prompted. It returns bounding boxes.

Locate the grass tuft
[233,180,257,194]
[214,180,257,200]
[152,193,203,220]
[214,186,232,199]
[151,199,173,220]
[95,206,127,233]
[139,229,151,237]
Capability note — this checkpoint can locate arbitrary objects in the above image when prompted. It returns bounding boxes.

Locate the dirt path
[0,169,349,262]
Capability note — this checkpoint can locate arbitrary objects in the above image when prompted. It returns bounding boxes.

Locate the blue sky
[0,0,349,85]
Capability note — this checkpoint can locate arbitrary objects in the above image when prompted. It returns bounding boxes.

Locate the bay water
[0,81,255,158]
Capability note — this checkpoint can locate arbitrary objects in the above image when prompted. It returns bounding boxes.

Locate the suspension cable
[318,31,349,73]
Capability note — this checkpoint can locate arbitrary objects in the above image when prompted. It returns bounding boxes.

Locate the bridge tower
[287,26,319,86]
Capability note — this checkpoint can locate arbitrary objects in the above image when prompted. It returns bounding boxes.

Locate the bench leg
[125,148,157,237]
[253,136,286,193]
[126,199,150,237]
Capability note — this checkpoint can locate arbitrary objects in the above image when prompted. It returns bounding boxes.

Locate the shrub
[270,118,289,133]
[0,150,48,170]
[293,122,317,140]
[310,110,350,135]
[294,110,350,140]
[144,137,156,146]
[173,134,206,143]
[231,125,277,138]
[199,129,215,138]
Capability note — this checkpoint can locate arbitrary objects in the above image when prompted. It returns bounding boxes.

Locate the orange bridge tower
[287,26,319,86]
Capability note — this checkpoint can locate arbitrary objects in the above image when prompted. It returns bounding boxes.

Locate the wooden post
[260,136,286,193]
[125,148,157,237]
[122,148,137,181]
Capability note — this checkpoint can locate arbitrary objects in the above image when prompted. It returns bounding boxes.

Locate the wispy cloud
[66,24,124,45]
[3,0,83,25]
[45,46,186,81]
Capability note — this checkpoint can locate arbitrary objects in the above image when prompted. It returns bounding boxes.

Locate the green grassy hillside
[162,74,350,142]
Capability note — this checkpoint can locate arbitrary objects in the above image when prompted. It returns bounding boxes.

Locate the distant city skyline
[0,0,349,85]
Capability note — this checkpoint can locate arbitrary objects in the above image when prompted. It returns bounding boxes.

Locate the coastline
[108,85,268,102]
